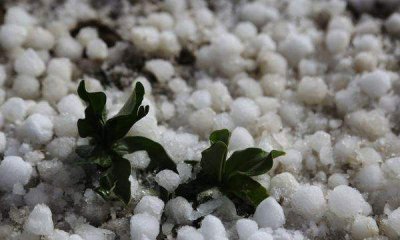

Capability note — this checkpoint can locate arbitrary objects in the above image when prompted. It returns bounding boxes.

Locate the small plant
[174,129,285,209]
[76,81,175,204]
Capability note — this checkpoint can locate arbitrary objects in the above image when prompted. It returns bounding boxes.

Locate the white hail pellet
[229,127,254,151]
[0,24,28,49]
[134,195,165,220]
[234,22,257,42]
[14,49,46,77]
[279,34,314,66]
[189,108,215,136]
[12,75,40,99]
[328,185,371,220]
[165,197,193,225]
[230,97,260,126]
[77,27,99,46]
[24,204,54,236]
[269,172,300,200]
[47,58,72,82]
[0,65,6,86]
[237,77,263,99]
[291,185,326,220]
[261,74,286,97]
[177,226,204,240]
[1,97,27,122]
[86,39,108,60]
[326,29,350,54]
[351,215,379,240]
[18,113,54,144]
[247,231,273,240]
[42,75,69,103]
[199,215,227,240]
[131,26,160,52]
[254,197,285,229]
[25,27,55,50]
[388,208,400,236]
[0,156,32,191]
[145,59,174,83]
[359,70,391,98]
[155,170,180,192]
[55,36,84,60]
[258,52,288,76]
[0,132,6,153]
[240,2,279,27]
[385,13,400,36]
[236,219,258,240]
[297,77,328,105]
[57,94,85,118]
[130,213,160,240]
[5,7,37,27]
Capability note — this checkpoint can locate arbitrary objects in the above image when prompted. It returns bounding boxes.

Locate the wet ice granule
[57,95,85,118]
[356,147,382,165]
[355,164,384,192]
[69,234,84,240]
[134,196,164,220]
[213,113,235,132]
[46,137,76,159]
[276,149,302,173]
[297,77,328,105]
[269,172,299,200]
[0,132,6,153]
[2,97,27,122]
[207,82,232,112]
[86,39,108,60]
[254,197,285,229]
[345,110,390,140]
[279,103,305,127]
[279,34,314,66]
[236,219,258,240]
[230,97,260,127]
[130,213,159,240]
[258,51,287,76]
[328,185,371,220]
[54,114,78,137]
[334,86,368,114]
[155,170,180,192]
[145,59,174,83]
[239,2,279,27]
[18,113,53,144]
[291,185,326,221]
[125,151,151,169]
[177,226,204,240]
[77,27,98,46]
[0,24,28,49]
[325,29,350,54]
[165,197,193,224]
[256,112,282,134]
[14,49,45,77]
[55,36,84,60]
[351,215,379,240]
[359,70,391,98]
[24,204,54,236]
[47,229,69,240]
[0,156,32,191]
[353,34,381,53]
[247,231,273,240]
[199,215,227,240]
[229,127,254,151]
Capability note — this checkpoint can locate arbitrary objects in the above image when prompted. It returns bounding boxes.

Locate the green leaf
[112,156,132,204]
[201,141,228,182]
[223,174,268,207]
[209,129,230,145]
[105,82,148,144]
[77,81,107,139]
[225,149,284,178]
[75,145,95,158]
[113,136,176,172]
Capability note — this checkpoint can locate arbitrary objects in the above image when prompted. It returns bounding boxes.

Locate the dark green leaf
[225,149,284,178]
[201,141,227,182]
[91,154,113,168]
[223,174,268,207]
[105,82,148,143]
[113,136,176,172]
[209,129,230,145]
[174,172,214,200]
[75,145,95,158]
[77,80,107,117]
[112,156,131,204]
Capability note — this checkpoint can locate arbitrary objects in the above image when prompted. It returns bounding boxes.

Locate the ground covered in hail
[1,0,400,239]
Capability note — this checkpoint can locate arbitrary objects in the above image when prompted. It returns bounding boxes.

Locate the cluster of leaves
[76,81,175,204]
[175,129,285,209]
[76,81,284,211]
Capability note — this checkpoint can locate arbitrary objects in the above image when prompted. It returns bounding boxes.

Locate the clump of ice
[24,204,54,236]
[130,213,159,240]
[0,156,32,191]
[254,197,285,229]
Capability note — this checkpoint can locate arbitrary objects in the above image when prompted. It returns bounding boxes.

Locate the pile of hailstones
[1,0,400,240]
